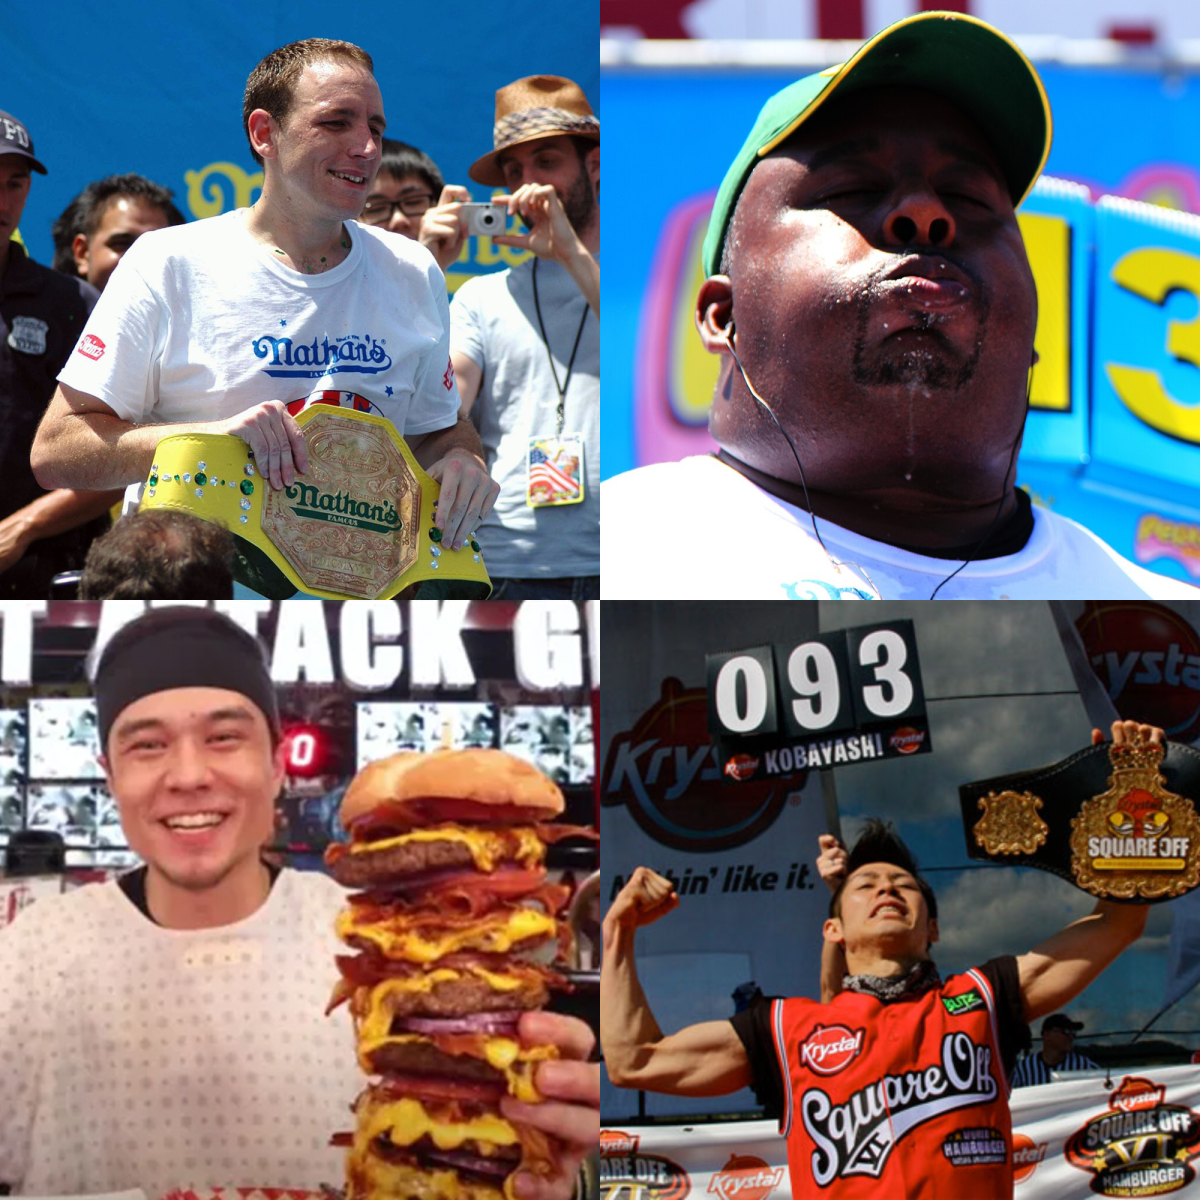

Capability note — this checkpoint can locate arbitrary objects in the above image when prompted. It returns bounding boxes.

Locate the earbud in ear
[723,320,736,341]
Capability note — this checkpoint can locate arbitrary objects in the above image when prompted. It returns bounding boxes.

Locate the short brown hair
[243,38,375,166]
[79,510,235,599]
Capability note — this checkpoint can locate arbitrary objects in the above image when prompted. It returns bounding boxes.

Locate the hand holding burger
[325,748,597,1200]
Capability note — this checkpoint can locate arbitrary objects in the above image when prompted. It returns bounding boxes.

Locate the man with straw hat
[450,75,599,600]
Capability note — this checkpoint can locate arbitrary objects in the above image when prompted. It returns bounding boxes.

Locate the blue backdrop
[10,0,599,290]
[603,59,1200,583]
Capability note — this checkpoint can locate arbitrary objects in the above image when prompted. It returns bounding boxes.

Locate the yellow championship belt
[139,405,491,599]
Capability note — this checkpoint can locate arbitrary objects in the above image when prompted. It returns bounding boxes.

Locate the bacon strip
[533,822,598,844]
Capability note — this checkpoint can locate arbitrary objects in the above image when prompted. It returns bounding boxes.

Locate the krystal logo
[1012,1134,1047,1184]
[1112,1076,1166,1113]
[890,727,925,755]
[724,754,759,782]
[800,1025,865,1075]
[600,1130,640,1156]
[707,1155,784,1200]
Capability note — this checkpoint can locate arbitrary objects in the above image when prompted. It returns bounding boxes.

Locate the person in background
[360,138,468,275]
[78,508,235,599]
[50,192,85,275]
[1011,1012,1100,1086]
[55,173,186,292]
[450,75,599,600]
[0,110,122,596]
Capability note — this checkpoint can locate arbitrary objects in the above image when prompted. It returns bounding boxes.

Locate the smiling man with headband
[0,606,598,1197]
[602,11,1200,600]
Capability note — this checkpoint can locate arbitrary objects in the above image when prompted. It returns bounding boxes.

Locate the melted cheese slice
[350,825,545,871]
[354,970,558,1102]
[361,1094,518,1151]
[338,906,557,964]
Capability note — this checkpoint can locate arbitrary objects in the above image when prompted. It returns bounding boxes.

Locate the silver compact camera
[460,202,507,236]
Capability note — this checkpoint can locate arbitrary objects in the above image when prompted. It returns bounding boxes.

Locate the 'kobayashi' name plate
[960,731,1200,902]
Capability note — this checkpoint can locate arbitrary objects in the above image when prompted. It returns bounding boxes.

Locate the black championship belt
[959,732,1200,903]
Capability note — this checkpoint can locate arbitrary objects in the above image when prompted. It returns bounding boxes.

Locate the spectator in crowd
[1012,1012,1100,1086]
[0,110,122,597]
[78,508,235,598]
[360,138,467,274]
[32,38,496,581]
[450,76,599,600]
[54,173,185,291]
[50,192,85,275]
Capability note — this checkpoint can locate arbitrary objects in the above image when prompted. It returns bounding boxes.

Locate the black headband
[94,607,278,751]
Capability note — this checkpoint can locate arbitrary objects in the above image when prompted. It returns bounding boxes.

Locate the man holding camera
[450,75,599,600]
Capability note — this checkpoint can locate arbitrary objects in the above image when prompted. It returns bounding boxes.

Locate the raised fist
[602,867,680,948]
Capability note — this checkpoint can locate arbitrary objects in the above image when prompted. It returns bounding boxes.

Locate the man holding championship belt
[31,38,498,572]
[602,720,1163,1200]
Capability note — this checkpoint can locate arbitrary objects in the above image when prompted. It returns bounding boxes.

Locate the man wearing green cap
[602,11,1200,601]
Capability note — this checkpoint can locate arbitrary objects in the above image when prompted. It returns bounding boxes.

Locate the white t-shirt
[602,455,1200,600]
[57,210,460,435]
[0,868,359,1197]
[450,257,599,577]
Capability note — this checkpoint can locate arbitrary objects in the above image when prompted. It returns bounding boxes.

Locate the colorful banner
[603,1065,1200,1198]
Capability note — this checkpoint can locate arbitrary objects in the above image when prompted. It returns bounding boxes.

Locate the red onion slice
[423,1150,513,1179]
[400,1013,522,1035]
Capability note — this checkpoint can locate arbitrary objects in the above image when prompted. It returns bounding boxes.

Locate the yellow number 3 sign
[1106,248,1200,445]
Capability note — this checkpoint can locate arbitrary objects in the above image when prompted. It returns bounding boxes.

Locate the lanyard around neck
[532,258,589,435]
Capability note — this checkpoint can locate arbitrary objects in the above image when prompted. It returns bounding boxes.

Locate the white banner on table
[602,1064,1200,1198]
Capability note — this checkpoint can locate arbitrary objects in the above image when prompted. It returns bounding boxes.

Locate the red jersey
[731,957,1027,1199]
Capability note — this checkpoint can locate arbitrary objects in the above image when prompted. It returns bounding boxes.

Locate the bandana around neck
[843,958,943,1004]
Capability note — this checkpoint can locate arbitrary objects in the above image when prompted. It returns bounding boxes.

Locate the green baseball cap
[701,11,1053,278]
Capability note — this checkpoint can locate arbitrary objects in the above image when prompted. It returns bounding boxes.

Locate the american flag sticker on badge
[526,434,585,507]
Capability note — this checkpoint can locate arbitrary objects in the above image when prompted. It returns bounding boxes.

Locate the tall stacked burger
[325,748,587,1199]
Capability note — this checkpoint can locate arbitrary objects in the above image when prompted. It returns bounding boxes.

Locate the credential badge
[7,316,48,356]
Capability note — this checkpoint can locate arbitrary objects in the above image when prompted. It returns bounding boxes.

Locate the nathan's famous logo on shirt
[1012,1134,1048,1185]
[600,1129,690,1200]
[707,1153,784,1200]
[1065,1075,1200,1196]
[800,1025,865,1076]
[942,988,986,1017]
[251,331,392,379]
[801,1031,999,1184]
[76,333,105,360]
[942,1125,1008,1168]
